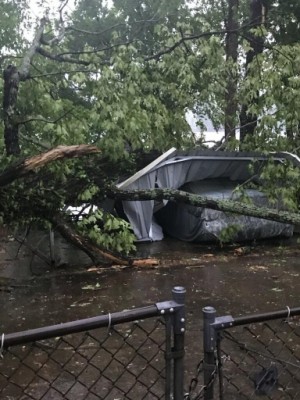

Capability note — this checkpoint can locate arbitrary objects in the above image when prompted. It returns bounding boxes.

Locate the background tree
[239,0,267,141]
[224,0,239,139]
[1,0,300,266]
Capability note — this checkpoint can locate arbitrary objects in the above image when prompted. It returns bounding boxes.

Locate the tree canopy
[1,0,300,266]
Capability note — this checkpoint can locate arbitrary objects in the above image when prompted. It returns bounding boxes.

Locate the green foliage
[269,1,300,45]
[2,0,300,256]
[259,161,300,211]
[0,0,28,52]
[219,223,241,245]
[239,42,300,152]
[77,209,136,255]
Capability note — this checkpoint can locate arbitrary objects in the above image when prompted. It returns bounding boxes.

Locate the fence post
[203,306,217,400]
[49,227,56,266]
[172,286,186,400]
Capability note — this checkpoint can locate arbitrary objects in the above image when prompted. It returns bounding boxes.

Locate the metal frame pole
[172,286,186,400]
[203,306,217,400]
[49,227,56,266]
[164,314,172,400]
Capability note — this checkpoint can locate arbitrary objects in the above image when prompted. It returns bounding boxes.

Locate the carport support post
[49,227,56,266]
[203,306,217,400]
[172,286,186,400]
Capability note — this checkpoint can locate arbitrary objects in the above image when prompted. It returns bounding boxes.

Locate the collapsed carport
[117,149,298,242]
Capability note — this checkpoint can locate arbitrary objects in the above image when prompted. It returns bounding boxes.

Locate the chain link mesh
[184,358,218,400]
[0,318,167,400]
[217,317,300,399]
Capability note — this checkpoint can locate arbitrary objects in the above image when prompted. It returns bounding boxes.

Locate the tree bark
[224,0,239,139]
[0,145,100,187]
[239,0,267,142]
[49,213,158,267]
[50,213,131,266]
[3,65,20,155]
[2,18,48,156]
[109,187,300,226]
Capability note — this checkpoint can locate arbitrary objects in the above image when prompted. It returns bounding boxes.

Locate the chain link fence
[1,320,167,399]
[0,287,186,400]
[3,287,300,400]
[218,319,300,399]
[201,306,300,400]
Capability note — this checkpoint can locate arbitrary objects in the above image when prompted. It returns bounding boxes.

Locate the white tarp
[118,150,295,242]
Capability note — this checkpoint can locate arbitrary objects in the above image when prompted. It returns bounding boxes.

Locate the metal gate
[0,287,186,400]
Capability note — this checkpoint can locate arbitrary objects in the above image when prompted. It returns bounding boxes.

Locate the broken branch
[0,145,100,187]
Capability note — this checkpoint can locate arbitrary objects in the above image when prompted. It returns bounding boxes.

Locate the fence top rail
[2,299,181,349]
[211,306,300,330]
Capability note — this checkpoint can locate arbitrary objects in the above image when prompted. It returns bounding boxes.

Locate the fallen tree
[109,187,300,226]
[0,145,162,266]
[1,145,300,267]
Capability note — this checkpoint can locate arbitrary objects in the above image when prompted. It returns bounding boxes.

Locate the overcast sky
[27,0,75,23]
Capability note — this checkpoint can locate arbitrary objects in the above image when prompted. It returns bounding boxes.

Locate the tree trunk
[2,18,47,156]
[109,187,300,226]
[3,65,20,155]
[50,213,131,266]
[224,0,239,139]
[49,213,158,267]
[240,0,267,142]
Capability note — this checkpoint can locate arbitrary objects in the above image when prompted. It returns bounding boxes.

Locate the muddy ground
[1,233,300,334]
[1,233,300,399]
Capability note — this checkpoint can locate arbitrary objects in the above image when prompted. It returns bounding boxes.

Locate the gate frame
[1,286,186,400]
[202,305,300,400]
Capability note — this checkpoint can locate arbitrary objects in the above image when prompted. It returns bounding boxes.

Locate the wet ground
[1,235,300,399]
[1,235,300,334]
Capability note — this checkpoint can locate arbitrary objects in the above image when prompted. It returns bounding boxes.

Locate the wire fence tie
[221,354,231,363]
[285,306,291,324]
[107,313,112,336]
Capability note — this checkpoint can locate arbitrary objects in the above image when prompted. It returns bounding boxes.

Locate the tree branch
[17,108,74,125]
[66,14,175,37]
[30,69,99,78]
[36,47,91,66]
[67,22,128,36]
[19,17,48,80]
[145,30,229,61]
[109,187,300,226]
[49,212,130,266]
[0,145,100,187]
[48,211,158,267]
[145,21,262,61]
[56,40,135,57]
